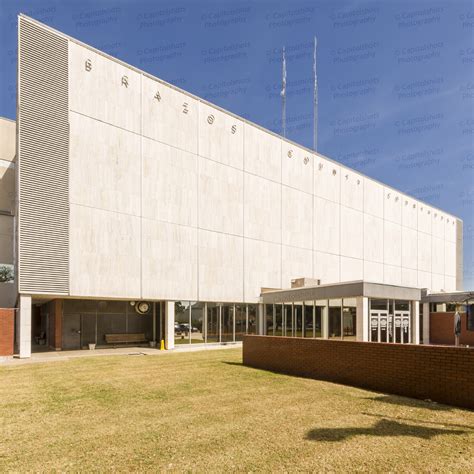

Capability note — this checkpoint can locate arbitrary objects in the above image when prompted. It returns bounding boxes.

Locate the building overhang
[260,280,422,304]
[421,290,474,305]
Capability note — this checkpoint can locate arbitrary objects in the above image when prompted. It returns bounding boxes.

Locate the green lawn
[0,348,473,472]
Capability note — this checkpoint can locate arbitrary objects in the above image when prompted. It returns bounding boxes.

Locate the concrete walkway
[0,342,242,366]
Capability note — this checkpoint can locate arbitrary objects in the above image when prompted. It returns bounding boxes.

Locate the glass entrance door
[370,310,389,342]
[394,311,410,343]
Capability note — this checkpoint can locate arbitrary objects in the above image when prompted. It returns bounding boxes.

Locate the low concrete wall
[0,308,15,356]
[243,335,474,410]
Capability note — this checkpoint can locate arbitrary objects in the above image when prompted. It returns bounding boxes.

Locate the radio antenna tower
[280,46,287,138]
[313,36,318,152]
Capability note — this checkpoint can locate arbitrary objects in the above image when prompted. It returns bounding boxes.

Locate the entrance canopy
[261,280,421,304]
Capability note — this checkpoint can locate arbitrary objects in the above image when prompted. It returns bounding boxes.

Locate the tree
[0,264,14,283]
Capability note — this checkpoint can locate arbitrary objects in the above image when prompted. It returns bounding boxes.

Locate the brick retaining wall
[243,335,474,410]
[0,308,15,356]
[430,312,474,346]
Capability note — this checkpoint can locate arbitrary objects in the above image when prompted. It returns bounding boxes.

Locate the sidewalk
[0,342,242,366]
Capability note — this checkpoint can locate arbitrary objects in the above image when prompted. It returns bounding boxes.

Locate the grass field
[1,348,473,472]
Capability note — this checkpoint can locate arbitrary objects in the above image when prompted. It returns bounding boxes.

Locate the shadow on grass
[362,412,474,431]
[365,394,453,411]
[306,419,466,442]
[222,361,243,367]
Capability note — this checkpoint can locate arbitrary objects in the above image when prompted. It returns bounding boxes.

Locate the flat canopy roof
[261,281,421,304]
[421,291,474,304]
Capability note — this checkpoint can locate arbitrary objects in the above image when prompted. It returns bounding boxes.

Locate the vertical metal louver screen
[18,17,69,294]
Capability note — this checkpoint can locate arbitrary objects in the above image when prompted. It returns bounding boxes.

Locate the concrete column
[321,302,329,339]
[164,301,175,350]
[356,297,369,342]
[258,303,264,335]
[412,301,420,344]
[18,294,32,358]
[422,302,430,344]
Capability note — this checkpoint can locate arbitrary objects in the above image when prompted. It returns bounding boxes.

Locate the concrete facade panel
[69,42,141,133]
[401,268,418,288]
[243,123,281,182]
[282,186,312,250]
[401,197,418,229]
[141,74,198,154]
[364,178,384,218]
[243,173,281,244]
[340,256,363,282]
[198,157,243,236]
[384,264,402,286]
[198,229,243,302]
[69,113,141,216]
[281,245,313,288]
[281,142,313,194]
[401,226,418,270]
[384,187,402,224]
[432,236,445,275]
[313,197,340,255]
[69,204,141,298]
[142,219,198,301]
[314,251,340,284]
[314,156,340,203]
[364,261,384,282]
[340,206,363,259]
[340,169,363,211]
[363,214,383,263]
[417,231,432,273]
[244,239,281,302]
[142,137,198,227]
[384,221,402,267]
[199,102,243,169]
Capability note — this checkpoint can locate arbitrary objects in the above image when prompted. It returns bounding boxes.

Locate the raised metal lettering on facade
[207,114,214,124]
[121,75,128,87]
[85,59,92,71]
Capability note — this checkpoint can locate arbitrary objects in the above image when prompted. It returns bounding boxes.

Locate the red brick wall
[243,335,474,410]
[430,312,474,346]
[0,308,15,356]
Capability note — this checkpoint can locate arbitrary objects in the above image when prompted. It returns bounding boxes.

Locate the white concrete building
[7,15,465,357]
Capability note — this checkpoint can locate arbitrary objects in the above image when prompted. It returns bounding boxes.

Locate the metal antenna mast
[281,46,287,138]
[313,36,318,152]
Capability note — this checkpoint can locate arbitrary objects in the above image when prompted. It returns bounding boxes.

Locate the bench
[104,333,147,345]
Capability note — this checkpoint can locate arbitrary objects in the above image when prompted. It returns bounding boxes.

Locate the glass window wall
[284,304,293,336]
[303,301,314,338]
[275,304,283,336]
[342,298,357,340]
[329,299,342,339]
[247,305,257,335]
[294,303,303,337]
[190,302,205,344]
[235,304,246,341]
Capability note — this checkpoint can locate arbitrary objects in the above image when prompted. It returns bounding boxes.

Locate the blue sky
[0,0,473,288]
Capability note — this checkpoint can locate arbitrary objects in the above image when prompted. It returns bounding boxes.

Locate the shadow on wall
[306,418,467,442]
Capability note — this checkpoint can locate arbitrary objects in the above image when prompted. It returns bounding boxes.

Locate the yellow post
[160,339,165,351]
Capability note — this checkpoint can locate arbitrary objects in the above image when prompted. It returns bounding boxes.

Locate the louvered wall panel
[18,17,69,294]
